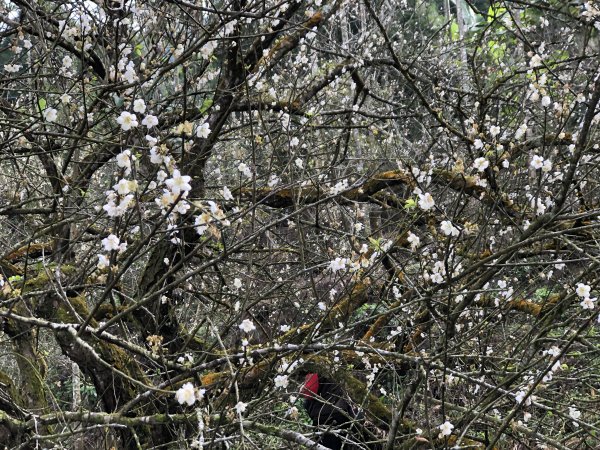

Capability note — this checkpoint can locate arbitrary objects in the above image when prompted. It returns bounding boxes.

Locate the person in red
[301,373,381,450]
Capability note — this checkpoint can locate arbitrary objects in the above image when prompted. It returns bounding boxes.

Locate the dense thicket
[1,0,600,448]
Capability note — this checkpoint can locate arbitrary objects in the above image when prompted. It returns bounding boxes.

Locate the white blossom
[530,155,544,170]
[175,382,196,406]
[407,232,420,249]
[439,420,454,436]
[165,170,192,195]
[234,401,247,415]
[238,163,252,178]
[580,296,596,310]
[515,123,528,140]
[239,319,256,333]
[43,108,58,122]
[576,283,591,298]
[200,41,217,60]
[418,192,435,211]
[329,257,347,273]
[440,220,460,237]
[102,234,120,251]
[196,122,211,138]
[114,179,137,195]
[133,99,146,113]
[268,174,280,187]
[569,406,581,421]
[542,159,553,173]
[274,375,289,389]
[142,114,158,128]
[473,157,489,172]
[221,186,234,201]
[4,64,21,73]
[97,254,110,269]
[116,111,138,131]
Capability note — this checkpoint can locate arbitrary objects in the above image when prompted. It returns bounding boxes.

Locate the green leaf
[488,3,507,23]
[38,98,46,110]
[368,237,382,251]
[199,98,213,114]
[135,43,143,57]
[113,94,124,108]
[450,21,459,41]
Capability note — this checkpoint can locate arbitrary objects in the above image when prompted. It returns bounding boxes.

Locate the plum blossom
[97,254,109,269]
[43,108,58,122]
[122,62,138,83]
[102,234,120,251]
[221,186,234,201]
[174,121,194,135]
[238,163,252,178]
[239,319,256,333]
[268,174,281,187]
[114,178,137,195]
[542,159,553,173]
[117,150,131,168]
[439,420,454,436]
[473,157,489,172]
[329,257,347,273]
[196,122,211,138]
[330,179,349,195]
[165,170,192,195]
[576,283,591,298]
[174,200,190,215]
[175,382,196,406]
[142,114,158,128]
[116,111,138,131]
[489,125,501,137]
[4,64,21,73]
[580,296,596,310]
[515,123,528,140]
[418,192,435,210]
[133,99,146,113]
[530,155,544,170]
[440,220,460,237]
[149,147,163,165]
[569,406,581,427]
[235,401,247,415]
[407,232,420,249]
[274,375,289,389]
[200,41,217,60]
[103,194,134,217]
[515,390,532,405]
[194,213,209,235]
[541,95,551,107]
